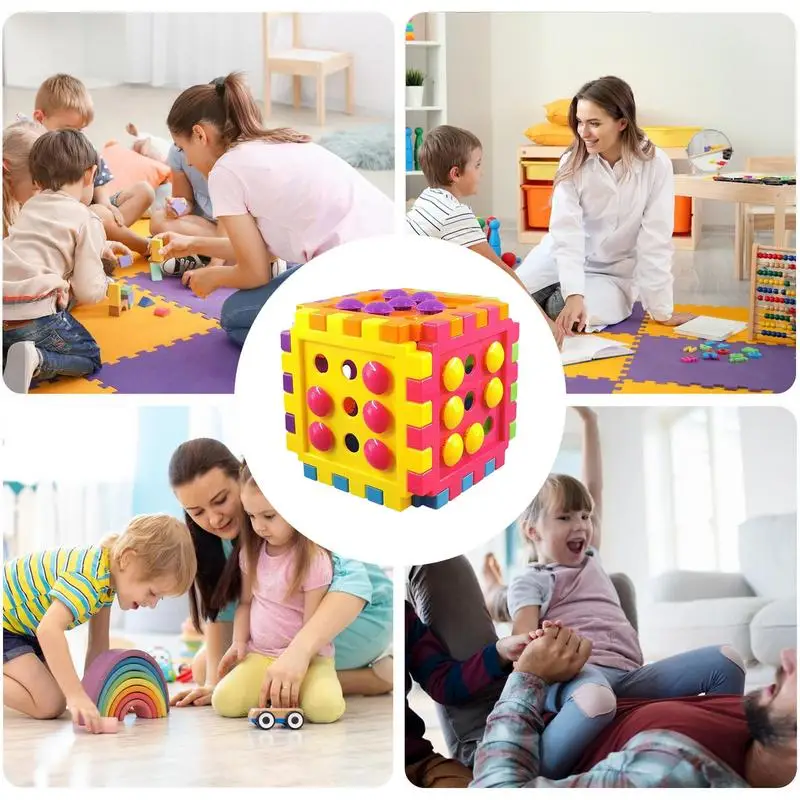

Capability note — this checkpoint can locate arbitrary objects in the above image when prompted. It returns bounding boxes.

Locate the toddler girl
[3,119,46,237]
[508,408,746,779]
[211,462,345,723]
[3,514,197,733]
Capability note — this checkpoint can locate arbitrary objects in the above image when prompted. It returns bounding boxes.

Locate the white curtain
[123,13,265,99]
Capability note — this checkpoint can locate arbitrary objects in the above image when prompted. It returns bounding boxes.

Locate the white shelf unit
[405,12,447,202]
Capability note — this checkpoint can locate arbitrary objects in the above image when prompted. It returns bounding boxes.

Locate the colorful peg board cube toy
[749,244,796,344]
[281,289,520,511]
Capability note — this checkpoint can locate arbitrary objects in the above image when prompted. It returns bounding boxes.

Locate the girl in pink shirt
[158,72,394,346]
[211,461,344,723]
[507,408,746,778]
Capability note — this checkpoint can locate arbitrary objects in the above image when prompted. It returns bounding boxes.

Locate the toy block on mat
[108,282,122,316]
[138,296,155,308]
[282,289,519,511]
[149,237,165,264]
[150,262,163,281]
[749,243,796,345]
[154,307,171,317]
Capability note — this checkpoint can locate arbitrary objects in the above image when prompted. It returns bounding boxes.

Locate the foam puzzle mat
[30,222,240,394]
[565,303,796,394]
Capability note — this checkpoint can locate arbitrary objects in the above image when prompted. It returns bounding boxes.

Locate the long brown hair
[554,76,654,188]
[166,72,310,149]
[168,438,242,631]
[218,460,330,603]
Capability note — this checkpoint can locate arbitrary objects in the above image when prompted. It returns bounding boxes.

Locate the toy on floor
[73,716,120,735]
[108,284,134,316]
[175,663,194,683]
[248,706,305,730]
[138,296,155,308]
[749,244,796,344]
[679,338,762,364]
[151,647,178,683]
[149,236,165,282]
[680,355,698,363]
[82,649,169,721]
[282,289,519,511]
[477,216,520,268]
[154,307,171,317]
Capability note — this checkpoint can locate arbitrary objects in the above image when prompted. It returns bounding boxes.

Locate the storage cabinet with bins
[517,145,699,250]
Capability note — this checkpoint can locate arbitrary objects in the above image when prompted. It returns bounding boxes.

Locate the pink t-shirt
[241,544,333,658]
[208,140,395,264]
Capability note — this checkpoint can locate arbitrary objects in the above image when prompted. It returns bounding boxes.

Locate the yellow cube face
[282,289,519,511]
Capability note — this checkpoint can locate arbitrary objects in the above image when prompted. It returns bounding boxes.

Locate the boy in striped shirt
[406,125,562,347]
[3,514,196,733]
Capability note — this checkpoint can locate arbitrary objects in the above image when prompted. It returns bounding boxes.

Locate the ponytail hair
[166,72,310,149]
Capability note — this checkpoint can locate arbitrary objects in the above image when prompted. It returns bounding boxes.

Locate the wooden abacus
[748,244,796,344]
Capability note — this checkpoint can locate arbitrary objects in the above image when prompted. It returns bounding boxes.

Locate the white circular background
[235,235,566,566]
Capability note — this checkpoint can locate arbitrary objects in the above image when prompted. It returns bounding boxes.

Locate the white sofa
[641,514,796,669]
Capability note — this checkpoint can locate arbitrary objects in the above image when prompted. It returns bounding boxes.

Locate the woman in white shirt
[517,76,693,336]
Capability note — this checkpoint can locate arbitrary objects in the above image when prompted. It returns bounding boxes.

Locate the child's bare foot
[482,552,505,590]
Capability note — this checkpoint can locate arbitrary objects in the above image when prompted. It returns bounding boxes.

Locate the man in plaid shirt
[472,626,796,788]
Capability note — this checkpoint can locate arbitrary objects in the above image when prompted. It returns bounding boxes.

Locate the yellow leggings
[211,653,345,723]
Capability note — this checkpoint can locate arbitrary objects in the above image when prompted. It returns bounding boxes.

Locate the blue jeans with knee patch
[540,645,746,779]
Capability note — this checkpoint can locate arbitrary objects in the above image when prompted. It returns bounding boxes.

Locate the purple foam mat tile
[566,376,617,394]
[124,273,235,320]
[93,329,239,393]
[602,303,646,336]
[624,334,796,392]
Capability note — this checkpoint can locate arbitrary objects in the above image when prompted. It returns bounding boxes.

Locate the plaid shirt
[471,672,749,788]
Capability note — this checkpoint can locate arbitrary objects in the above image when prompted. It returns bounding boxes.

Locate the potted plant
[405,69,425,108]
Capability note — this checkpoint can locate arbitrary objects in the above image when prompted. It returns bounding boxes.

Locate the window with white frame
[651,408,745,573]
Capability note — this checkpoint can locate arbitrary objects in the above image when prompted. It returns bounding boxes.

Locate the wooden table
[672,174,795,279]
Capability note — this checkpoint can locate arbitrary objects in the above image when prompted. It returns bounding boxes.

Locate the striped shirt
[405,601,510,765]
[405,187,486,247]
[3,546,115,636]
[471,672,749,788]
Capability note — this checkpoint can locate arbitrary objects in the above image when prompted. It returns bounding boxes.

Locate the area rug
[317,124,394,170]
[565,303,796,394]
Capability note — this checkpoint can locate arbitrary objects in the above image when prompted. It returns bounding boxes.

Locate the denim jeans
[220,264,302,347]
[3,311,101,383]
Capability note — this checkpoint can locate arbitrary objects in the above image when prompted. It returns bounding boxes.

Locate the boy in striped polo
[406,125,562,347]
[3,514,196,732]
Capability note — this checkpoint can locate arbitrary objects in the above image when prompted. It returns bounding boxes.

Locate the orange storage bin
[674,195,692,235]
[523,183,553,229]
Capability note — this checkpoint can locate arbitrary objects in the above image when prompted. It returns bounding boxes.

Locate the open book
[561,334,633,366]
[673,316,747,341]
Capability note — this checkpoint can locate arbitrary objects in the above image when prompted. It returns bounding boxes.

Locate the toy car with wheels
[248,706,305,730]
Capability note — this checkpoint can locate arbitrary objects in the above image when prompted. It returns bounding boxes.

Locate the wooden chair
[736,156,796,279]
[262,13,354,127]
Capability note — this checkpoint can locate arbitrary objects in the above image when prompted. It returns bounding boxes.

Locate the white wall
[739,406,797,518]
[3,12,393,117]
[446,12,795,229]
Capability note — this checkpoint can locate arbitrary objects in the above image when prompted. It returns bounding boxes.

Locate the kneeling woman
[168,439,392,718]
[517,76,692,337]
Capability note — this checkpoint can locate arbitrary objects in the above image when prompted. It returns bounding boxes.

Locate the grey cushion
[739,514,797,598]
[650,570,754,603]
[642,597,771,662]
[750,598,797,666]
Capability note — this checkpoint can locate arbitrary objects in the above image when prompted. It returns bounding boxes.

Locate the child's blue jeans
[3,311,101,383]
[220,264,301,347]
[540,645,746,779]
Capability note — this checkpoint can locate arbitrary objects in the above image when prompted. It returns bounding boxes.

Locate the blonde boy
[3,514,197,732]
[33,74,155,255]
[406,125,563,347]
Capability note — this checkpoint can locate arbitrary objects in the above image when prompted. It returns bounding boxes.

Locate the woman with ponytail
[159,73,394,346]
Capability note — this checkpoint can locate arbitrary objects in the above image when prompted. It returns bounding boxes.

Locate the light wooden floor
[4,688,392,787]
